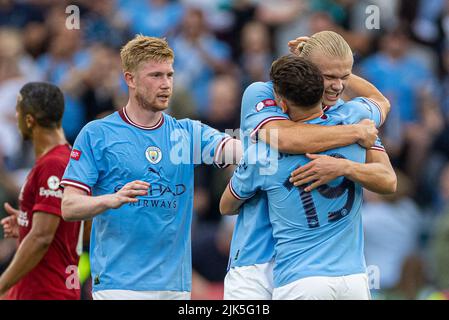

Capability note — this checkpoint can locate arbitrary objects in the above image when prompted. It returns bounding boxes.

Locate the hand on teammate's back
[356,119,378,149]
[289,154,348,192]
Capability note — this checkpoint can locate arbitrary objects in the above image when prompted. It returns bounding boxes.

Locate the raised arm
[61,180,150,221]
[258,118,378,154]
[342,74,390,124]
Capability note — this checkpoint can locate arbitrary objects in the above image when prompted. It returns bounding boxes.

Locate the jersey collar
[119,108,164,130]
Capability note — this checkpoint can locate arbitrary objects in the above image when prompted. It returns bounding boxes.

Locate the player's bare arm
[0,212,60,296]
[62,180,150,221]
[342,74,391,123]
[219,183,245,215]
[290,149,397,194]
[259,118,378,154]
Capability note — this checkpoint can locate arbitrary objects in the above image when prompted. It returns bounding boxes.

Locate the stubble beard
[135,91,168,113]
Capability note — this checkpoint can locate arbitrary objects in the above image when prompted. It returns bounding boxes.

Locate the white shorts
[273,273,371,300]
[92,289,191,300]
[224,261,274,300]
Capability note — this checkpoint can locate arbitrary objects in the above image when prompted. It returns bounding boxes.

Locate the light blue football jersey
[228,82,288,269]
[230,101,385,287]
[61,109,229,292]
[229,81,355,269]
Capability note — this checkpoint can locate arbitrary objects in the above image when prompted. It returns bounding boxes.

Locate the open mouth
[325,91,340,101]
[157,94,170,102]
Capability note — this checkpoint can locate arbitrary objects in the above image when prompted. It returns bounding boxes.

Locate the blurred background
[0,0,449,300]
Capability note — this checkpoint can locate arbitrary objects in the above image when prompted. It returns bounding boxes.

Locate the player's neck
[124,100,163,128]
[288,104,324,123]
[32,127,67,159]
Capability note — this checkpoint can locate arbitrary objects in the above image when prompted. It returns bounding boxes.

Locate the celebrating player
[221,55,396,299]
[223,31,391,299]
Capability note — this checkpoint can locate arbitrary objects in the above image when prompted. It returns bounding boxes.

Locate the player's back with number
[230,102,382,292]
[267,139,366,288]
[268,98,384,287]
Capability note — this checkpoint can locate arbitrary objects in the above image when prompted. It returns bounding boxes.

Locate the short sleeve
[228,150,263,200]
[241,82,289,141]
[61,125,99,194]
[347,97,384,127]
[370,136,386,152]
[31,158,67,217]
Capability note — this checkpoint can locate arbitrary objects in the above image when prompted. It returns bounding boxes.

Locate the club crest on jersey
[255,99,277,112]
[47,176,60,190]
[145,146,162,164]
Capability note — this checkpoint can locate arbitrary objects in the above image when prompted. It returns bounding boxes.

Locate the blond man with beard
[60,35,241,300]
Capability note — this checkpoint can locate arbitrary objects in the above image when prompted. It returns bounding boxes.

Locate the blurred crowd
[0,0,449,300]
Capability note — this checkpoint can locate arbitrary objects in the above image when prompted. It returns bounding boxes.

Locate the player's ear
[124,71,136,89]
[279,98,289,113]
[273,91,288,113]
[25,114,35,129]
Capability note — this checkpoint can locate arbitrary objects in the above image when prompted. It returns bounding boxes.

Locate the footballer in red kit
[0,82,81,299]
[8,144,81,299]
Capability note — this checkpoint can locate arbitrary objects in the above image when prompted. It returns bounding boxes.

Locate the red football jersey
[8,144,81,300]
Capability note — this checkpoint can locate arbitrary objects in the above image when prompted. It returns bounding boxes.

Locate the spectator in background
[359,26,441,183]
[239,21,274,87]
[120,0,184,38]
[363,170,424,297]
[194,74,240,224]
[36,27,91,143]
[441,46,449,117]
[64,45,126,122]
[171,6,232,116]
[193,73,240,223]
[22,20,48,60]
[203,73,240,132]
[0,28,41,171]
[0,0,44,28]
[83,0,132,49]
[191,215,236,300]
[255,0,307,56]
[180,0,235,35]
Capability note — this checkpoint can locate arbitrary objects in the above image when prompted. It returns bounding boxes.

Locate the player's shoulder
[82,113,115,131]
[35,147,70,174]
[168,114,198,131]
[334,98,375,120]
[243,81,274,98]
[79,112,121,136]
[171,115,218,132]
[242,81,279,116]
